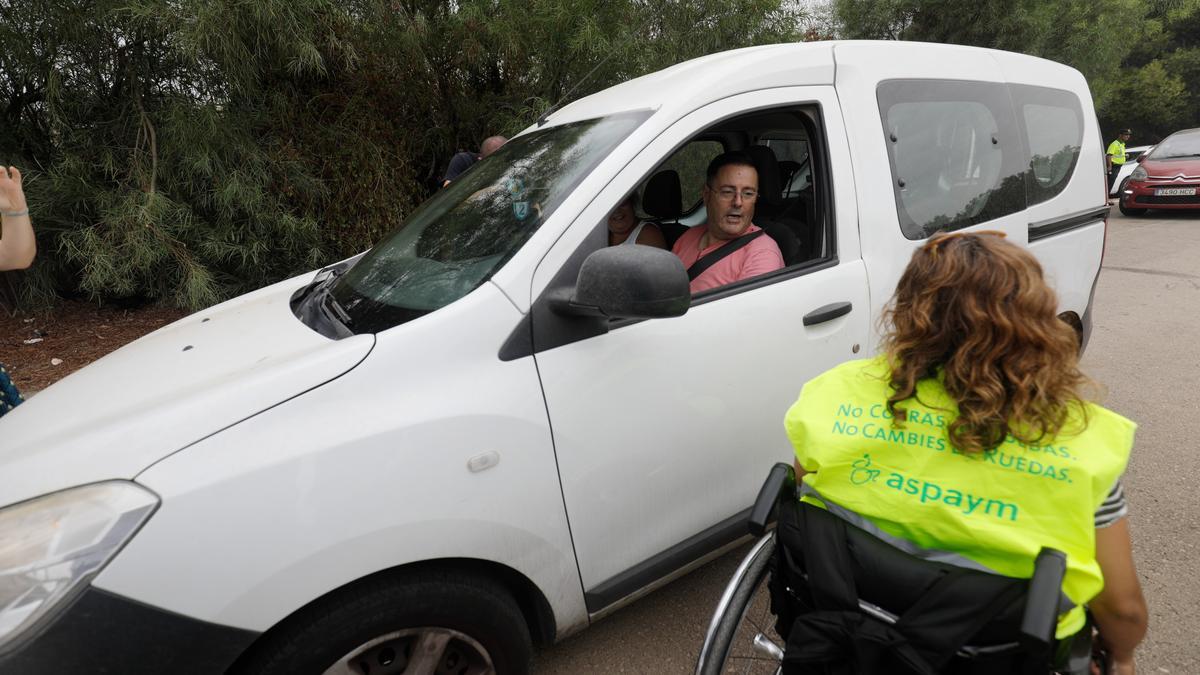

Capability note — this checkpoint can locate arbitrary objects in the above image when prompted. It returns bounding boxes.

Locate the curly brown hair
[881,231,1088,453]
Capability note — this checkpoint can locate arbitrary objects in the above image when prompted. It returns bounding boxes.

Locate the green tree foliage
[0,0,350,307]
[1101,60,1188,142]
[1161,47,1200,128]
[829,0,1200,145]
[0,0,803,309]
[833,0,1147,95]
[1097,0,1200,142]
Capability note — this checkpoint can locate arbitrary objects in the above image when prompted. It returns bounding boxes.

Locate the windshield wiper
[312,265,343,291]
[292,265,360,338]
[322,288,354,327]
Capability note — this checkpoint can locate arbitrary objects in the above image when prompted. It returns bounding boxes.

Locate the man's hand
[0,166,28,213]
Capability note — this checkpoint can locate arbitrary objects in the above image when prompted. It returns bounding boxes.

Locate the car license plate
[1155,187,1197,196]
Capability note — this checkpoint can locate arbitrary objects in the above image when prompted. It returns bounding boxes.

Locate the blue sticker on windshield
[512,201,530,220]
[507,178,531,221]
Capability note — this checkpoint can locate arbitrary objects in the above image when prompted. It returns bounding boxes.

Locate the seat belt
[686,230,765,281]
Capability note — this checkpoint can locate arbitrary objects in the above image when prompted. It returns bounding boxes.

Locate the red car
[1119,127,1200,216]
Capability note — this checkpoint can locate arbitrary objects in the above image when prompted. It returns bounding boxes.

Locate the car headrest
[748,145,783,206]
[643,169,683,219]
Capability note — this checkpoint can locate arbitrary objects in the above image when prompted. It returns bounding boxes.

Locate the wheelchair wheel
[696,533,785,675]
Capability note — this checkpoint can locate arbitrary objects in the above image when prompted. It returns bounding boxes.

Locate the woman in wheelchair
[697,231,1147,675]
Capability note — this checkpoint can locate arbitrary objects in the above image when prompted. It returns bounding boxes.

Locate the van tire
[232,571,533,675]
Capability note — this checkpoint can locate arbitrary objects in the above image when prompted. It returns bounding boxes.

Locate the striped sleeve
[1094,480,1129,528]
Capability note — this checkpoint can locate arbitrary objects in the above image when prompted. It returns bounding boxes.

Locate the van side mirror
[553,246,690,320]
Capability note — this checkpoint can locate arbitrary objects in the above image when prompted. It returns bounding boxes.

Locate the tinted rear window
[1013,84,1084,206]
[878,80,1028,239]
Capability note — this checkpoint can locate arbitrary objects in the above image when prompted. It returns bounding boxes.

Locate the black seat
[751,463,1090,675]
[641,169,688,250]
[747,146,802,265]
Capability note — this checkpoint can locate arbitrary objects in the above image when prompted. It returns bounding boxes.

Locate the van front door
[527,88,870,615]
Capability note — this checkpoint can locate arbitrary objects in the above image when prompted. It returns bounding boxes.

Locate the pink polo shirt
[672,224,785,294]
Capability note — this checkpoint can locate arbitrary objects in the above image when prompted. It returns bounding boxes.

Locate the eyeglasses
[714,187,758,202]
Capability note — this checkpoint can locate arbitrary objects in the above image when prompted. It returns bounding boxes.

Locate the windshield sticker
[512,200,530,221]
[507,177,531,221]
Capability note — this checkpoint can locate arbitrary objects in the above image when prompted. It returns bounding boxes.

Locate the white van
[0,41,1109,674]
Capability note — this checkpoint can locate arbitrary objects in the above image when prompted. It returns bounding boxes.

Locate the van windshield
[326,111,649,333]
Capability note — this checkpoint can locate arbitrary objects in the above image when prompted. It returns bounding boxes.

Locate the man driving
[672,152,784,293]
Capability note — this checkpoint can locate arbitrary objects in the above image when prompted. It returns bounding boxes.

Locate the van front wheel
[233,571,533,675]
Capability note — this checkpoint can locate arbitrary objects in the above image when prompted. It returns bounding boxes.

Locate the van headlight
[0,482,157,651]
[1130,165,1148,181]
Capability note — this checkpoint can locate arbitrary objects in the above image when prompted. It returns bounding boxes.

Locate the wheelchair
[695,463,1096,675]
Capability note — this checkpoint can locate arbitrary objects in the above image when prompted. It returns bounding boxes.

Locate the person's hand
[0,166,28,214]
[0,165,36,270]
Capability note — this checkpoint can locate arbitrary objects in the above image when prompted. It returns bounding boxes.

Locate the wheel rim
[322,627,495,675]
[719,578,785,675]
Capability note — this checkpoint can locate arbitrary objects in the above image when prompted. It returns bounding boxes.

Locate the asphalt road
[532,209,1200,673]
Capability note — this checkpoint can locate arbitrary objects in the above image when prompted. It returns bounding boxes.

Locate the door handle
[803,301,852,326]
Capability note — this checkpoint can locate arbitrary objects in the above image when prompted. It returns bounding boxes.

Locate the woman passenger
[607,191,666,248]
[784,231,1147,675]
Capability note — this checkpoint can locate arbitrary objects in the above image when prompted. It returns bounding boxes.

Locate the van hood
[0,275,375,508]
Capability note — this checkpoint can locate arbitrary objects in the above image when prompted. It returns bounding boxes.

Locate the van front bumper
[0,586,259,675]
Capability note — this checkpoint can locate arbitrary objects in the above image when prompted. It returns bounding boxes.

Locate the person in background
[0,165,35,418]
[443,135,508,187]
[785,231,1147,675]
[1107,128,1132,201]
[607,191,665,248]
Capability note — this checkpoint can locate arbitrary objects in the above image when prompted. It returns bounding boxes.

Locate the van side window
[1012,85,1084,206]
[668,106,831,295]
[878,80,1027,239]
[609,106,833,302]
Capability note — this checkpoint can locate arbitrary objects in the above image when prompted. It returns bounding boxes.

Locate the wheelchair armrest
[1020,547,1067,647]
[748,462,796,537]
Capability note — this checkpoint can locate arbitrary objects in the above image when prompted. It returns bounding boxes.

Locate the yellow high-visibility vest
[784,356,1134,637]
[1107,139,1128,165]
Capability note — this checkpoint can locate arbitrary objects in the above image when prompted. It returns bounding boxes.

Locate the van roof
[529,40,1082,131]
